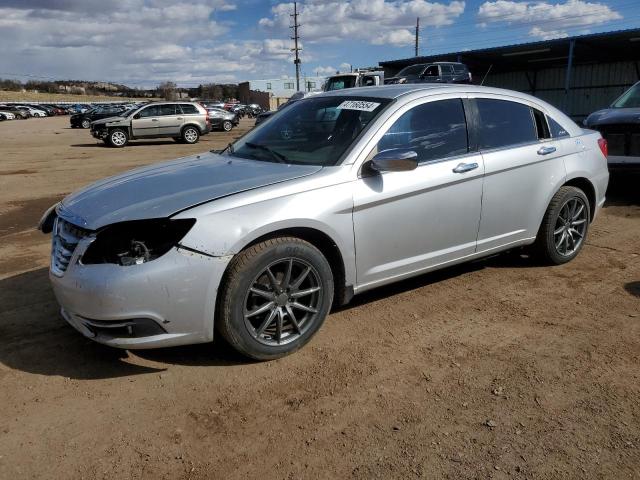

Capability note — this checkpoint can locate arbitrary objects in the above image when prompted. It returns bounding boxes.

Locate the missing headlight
[82,218,195,266]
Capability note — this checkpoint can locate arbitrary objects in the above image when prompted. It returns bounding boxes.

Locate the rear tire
[181,126,200,144]
[533,186,590,265]
[107,128,128,148]
[217,237,334,360]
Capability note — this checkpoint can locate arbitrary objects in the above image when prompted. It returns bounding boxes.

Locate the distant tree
[158,81,177,100]
[0,79,23,91]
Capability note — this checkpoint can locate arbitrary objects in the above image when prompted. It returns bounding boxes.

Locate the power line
[415,17,420,57]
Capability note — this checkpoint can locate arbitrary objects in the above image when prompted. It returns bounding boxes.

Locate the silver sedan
[40,84,609,359]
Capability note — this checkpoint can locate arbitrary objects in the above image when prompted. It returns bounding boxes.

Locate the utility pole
[415,17,420,57]
[290,2,302,92]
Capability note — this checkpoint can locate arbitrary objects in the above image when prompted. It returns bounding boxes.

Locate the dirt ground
[0,116,639,480]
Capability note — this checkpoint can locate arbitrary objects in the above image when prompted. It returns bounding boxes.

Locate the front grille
[51,218,90,276]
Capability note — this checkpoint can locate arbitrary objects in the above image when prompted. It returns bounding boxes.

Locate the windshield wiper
[244,142,287,163]
[211,143,234,155]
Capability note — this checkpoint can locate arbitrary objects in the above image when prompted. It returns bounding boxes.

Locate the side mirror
[370,149,418,172]
[133,113,140,119]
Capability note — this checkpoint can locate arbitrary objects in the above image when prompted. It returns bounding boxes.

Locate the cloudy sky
[0,0,634,88]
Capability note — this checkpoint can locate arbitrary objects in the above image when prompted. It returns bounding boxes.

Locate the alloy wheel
[243,258,322,346]
[184,128,198,143]
[554,197,587,256]
[111,131,127,146]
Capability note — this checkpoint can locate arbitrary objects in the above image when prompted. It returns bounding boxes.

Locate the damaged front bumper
[50,242,230,349]
[91,128,109,140]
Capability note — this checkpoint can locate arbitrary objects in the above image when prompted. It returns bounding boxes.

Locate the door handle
[537,146,556,155]
[452,162,479,173]
[176,117,183,120]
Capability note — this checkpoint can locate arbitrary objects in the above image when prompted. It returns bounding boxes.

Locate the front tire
[222,120,233,132]
[217,237,334,360]
[107,128,129,148]
[81,119,91,129]
[181,126,200,144]
[533,186,590,265]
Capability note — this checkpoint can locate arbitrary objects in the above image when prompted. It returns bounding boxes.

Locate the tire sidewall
[221,240,334,360]
[108,128,128,148]
[223,121,232,132]
[544,188,590,264]
[182,126,199,144]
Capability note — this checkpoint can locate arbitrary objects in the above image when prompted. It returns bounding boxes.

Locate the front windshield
[612,83,640,108]
[325,76,357,91]
[396,65,425,77]
[226,96,391,166]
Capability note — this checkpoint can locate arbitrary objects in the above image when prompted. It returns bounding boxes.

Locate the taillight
[598,138,608,158]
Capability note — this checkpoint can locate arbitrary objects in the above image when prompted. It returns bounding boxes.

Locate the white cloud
[477,0,623,39]
[0,1,291,87]
[314,65,339,75]
[259,0,465,45]
[371,29,416,46]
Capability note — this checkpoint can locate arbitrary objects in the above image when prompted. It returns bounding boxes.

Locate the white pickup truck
[323,70,384,91]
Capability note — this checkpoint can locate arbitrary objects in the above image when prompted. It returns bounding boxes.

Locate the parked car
[583,81,640,169]
[89,102,210,147]
[39,84,608,359]
[15,106,47,117]
[0,105,29,119]
[324,69,385,91]
[385,62,472,85]
[206,107,238,131]
[254,91,320,126]
[0,111,15,120]
[70,106,126,129]
[24,104,54,116]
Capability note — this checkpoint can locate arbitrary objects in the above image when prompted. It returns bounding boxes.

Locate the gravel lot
[0,116,639,479]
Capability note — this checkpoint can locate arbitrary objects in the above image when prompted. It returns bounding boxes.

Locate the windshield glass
[325,76,357,91]
[225,96,391,166]
[612,83,640,108]
[396,65,425,77]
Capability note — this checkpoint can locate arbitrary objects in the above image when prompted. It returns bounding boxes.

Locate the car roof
[316,84,535,101]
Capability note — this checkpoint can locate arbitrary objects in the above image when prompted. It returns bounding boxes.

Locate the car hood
[584,107,640,127]
[91,115,126,125]
[58,153,322,230]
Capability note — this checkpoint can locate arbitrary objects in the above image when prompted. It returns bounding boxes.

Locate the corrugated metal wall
[484,61,639,120]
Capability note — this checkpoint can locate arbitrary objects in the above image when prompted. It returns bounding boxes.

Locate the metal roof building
[379,28,640,121]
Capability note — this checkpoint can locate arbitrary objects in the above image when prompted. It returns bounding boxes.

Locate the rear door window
[180,104,198,114]
[476,99,538,149]
[377,98,469,163]
[158,104,176,116]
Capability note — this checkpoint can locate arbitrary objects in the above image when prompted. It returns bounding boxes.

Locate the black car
[206,107,239,131]
[385,62,472,85]
[70,106,126,129]
[584,81,640,170]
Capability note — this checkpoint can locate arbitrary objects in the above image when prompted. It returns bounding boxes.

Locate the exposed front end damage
[45,212,231,349]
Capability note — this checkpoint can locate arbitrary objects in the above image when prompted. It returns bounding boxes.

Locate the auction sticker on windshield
[336,100,381,112]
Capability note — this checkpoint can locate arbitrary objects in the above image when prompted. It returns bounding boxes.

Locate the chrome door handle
[176,117,183,120]
[452,162,479,173]
[537,146,556,155]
